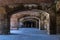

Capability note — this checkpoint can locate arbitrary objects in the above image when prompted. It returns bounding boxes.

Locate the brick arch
[10,10,41,29]
[5,5,56,34]
[20,18,39,27]
[19,16,40,29]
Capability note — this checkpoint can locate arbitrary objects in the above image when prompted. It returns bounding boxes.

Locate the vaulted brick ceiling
[0,0,54,6]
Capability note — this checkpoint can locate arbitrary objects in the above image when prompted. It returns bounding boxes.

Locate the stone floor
[0,28,60,40]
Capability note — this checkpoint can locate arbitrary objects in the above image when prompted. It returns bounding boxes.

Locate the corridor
[0,0,59,40]
[0,28,59,40]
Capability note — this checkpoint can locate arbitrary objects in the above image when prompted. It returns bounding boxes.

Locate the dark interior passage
[23,21,36,28]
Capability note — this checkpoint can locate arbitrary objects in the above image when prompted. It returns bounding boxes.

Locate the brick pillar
[0,14,10,34]
[48,13,56,34]
[40,21,45,30]
[0,7,10,34]
[56,14,60,34]
[0,14,4,34]
[40,14,45,30]
[5,12,10,34]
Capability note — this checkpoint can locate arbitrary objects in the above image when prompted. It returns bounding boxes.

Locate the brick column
[48,12,56,34]
[40,14,45,30]
[0,14,10,34]
[0,7,10,34]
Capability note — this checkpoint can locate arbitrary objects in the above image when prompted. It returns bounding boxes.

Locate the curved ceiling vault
[19,16,40,22]
[10,10,49,29]
[10,10,49,23]
[11,10,49,18]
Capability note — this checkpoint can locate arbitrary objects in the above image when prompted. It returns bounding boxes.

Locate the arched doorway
[9,10,51,34]
[18,16,40,29]
[5,4,56,34]
[23,20,36,28]
[10,10,41,30]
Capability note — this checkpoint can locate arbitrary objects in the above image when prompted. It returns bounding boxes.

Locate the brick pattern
[0,7,9,34]
[56,15,60,34]
[56,0,60,11]
[0,0,53,6]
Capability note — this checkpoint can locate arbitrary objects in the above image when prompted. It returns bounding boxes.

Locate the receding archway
[10,10,41,30]
[23,20,36,28]
[4,3,56,34]
[18,16,40,29]
[9,10,51,34]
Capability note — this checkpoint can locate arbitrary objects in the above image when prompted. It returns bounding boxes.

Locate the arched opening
[3,3,56,34]
[18,16,40,29]
[23,20,36,28]
[10,10,41,30]
[9,10,51,34]
[0,1,56,35]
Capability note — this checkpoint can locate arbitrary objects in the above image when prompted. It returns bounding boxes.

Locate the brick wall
[0,7,9,34]
[0,0,53,6]
[56,14,60,34]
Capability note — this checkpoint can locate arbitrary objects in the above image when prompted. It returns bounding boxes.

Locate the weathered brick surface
[56,14,60,34]
[0,0,53,6]
[0,0,58,34]
[0,7,9,34]
[56,0,60,34]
